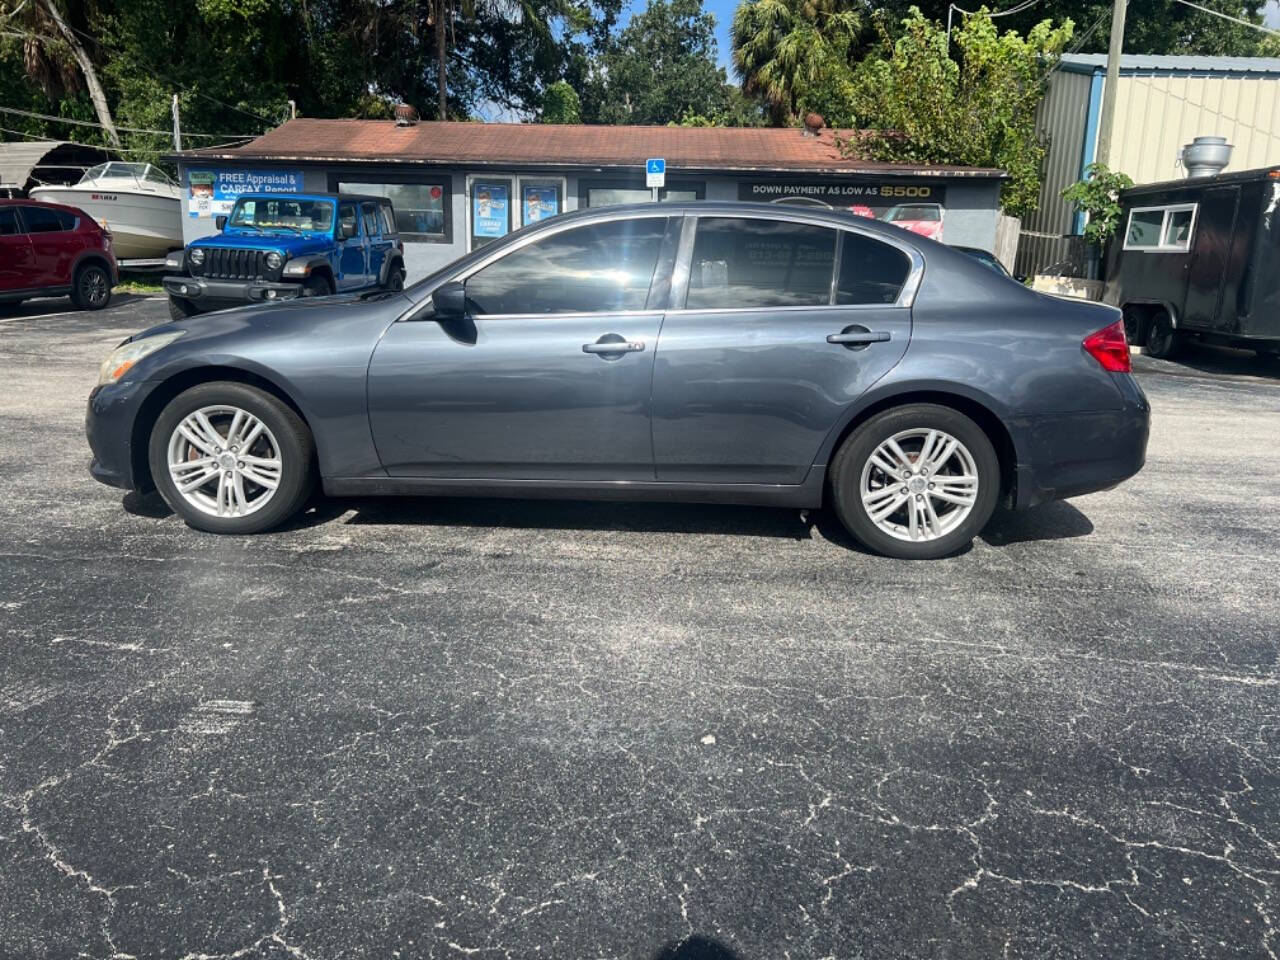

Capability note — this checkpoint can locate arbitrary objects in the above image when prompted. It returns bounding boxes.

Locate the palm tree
[731,0,860,123]
[1,0,120,146]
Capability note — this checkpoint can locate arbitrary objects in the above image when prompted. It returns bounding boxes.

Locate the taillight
[1083,319,1131,373]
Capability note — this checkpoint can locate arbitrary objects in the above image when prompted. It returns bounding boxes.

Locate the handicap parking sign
[646,158,666,188]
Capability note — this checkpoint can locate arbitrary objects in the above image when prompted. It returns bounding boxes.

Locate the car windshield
[229,197,334,233]
[79,161,174,185]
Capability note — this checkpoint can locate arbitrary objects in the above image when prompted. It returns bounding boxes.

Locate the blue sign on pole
[646,158,666,188]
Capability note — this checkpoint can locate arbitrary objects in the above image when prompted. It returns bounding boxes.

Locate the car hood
[191,231,333,256]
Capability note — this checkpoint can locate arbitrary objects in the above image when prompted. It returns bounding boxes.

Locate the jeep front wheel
[302,274,333,298]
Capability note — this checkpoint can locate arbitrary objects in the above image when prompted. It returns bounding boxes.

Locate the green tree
[540,79,582,122]
[873,0,1277,56]
[580,0,737,125]
[730,0,862,124]
[842,8,1073,217]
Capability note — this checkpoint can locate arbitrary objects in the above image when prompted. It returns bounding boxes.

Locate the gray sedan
[86,202,1149,559]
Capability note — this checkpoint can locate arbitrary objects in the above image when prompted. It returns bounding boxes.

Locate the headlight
[189,248,205,266]
[265,251,283,270]
[97,332,185,385]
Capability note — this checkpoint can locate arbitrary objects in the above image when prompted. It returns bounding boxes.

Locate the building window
[518,177,565,227]
[1123,203,1197,252]
[580,178,705,208]
[335,179,450,243]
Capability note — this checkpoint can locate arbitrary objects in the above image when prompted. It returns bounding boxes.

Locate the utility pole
[1095,0,1128,168]
[171,94,182,151]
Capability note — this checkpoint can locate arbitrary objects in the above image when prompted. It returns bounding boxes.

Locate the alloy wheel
[81,267,109,307]
[859,428,980,542]
[166,405,283,518]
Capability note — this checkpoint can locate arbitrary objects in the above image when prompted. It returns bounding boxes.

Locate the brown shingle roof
[177,118,1005,178]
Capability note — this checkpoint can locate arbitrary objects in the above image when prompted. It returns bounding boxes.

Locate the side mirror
[340,220,357,240]
[214,215,227,230]
[431,281,467,320]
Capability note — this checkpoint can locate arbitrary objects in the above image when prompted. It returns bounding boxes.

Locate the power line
[0,105,257,139]
[1169,0,1280,35]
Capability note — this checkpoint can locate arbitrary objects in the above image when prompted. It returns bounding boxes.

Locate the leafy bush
[1061,162,1135,245]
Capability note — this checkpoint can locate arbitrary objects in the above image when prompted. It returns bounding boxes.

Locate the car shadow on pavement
[333,496,821,541]
[0,292,155,320]
[653,936,744,960]
[1133,343,1280,381]
[980,500,1094,546]
[124,490,1094,551]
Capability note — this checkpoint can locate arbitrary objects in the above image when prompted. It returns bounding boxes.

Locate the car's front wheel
[169,295,200,320]
[830,404,1001,559]
[148,382,316,534]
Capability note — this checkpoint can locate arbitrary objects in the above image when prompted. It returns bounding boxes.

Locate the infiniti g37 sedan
[87,202,1149,560]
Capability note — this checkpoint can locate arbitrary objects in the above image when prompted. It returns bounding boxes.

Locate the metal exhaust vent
[1182,136,1232,178]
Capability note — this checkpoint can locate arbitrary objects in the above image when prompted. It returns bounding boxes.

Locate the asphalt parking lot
[2,294,1278,960]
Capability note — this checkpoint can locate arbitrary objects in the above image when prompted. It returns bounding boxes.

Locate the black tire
[302,274,333,298]
[1122,307,1147,347]
[169,295,200,320]
[829,404,1001,560]
[384,268,405,293]
[71,262,112,311]
[1145,310,1180,359]
[148,382,316,535]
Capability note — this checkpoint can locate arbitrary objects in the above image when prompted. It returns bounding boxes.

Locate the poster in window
[523,185,559,225]
[473,183,509,238]
[186,168,304,218]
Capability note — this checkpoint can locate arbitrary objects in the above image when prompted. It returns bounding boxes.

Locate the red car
[0,199,117,311]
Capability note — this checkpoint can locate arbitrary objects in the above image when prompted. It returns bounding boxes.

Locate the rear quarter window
[22,206,68,233]
[836,232,912,305]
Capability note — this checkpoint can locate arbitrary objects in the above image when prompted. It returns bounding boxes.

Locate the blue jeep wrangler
[163,192,405,319]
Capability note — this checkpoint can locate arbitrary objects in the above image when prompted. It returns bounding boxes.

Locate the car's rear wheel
[72,263,112,311]
[384,268,405,292]
[830,404,1000,560]
[1145,310,1180,359]
[169,295,200,320]
[148,382,316,534]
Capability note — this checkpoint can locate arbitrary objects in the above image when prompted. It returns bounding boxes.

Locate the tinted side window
[686,217,836,310]
[22,206,65,233]
[0,208,21,236]
[836,232,912,305]
[465,218,667,315]
[380,202,396,235]
[361,202,380,237]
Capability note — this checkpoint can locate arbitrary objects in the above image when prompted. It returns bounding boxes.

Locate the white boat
[30,162,183,260]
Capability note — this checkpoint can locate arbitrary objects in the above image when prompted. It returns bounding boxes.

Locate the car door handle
[583,339,645,354]
[827,331,891,345]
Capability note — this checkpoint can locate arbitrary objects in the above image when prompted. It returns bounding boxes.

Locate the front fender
[282,254,335,280]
